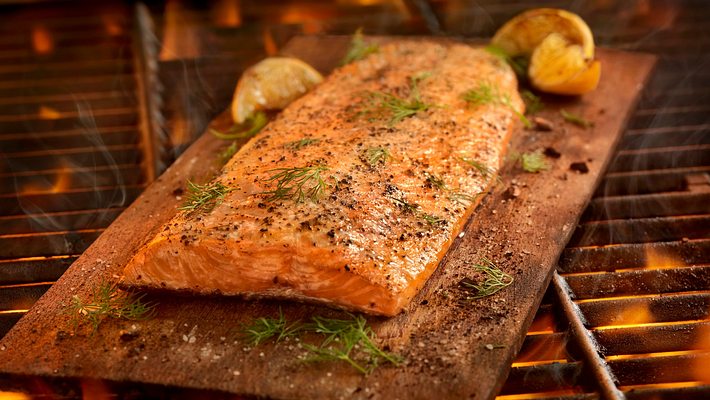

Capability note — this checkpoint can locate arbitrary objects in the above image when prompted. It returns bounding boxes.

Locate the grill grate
[0,2,149,338]
[495,1,710,398]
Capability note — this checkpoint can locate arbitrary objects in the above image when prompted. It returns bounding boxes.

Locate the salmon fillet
[122,39,523,316]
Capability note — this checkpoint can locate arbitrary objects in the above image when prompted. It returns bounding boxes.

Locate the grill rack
[0,1,708,398]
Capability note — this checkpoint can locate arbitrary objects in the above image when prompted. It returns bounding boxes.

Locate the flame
[80,379,111,400]
[263,28,278,56]
[0,392,31,400]
[32,25,53,55]
[278,6,328,34]
[496,389,583,399]
[644,246,685,270]
[102,14,123,36]
[38,105,62,120]
[528,310,556,334]
[160,0,202,60]
[692,324,710,383]
[212,0,241,27]
[609,302,655,328]
[19,164,72,195]
[513,334,568,365]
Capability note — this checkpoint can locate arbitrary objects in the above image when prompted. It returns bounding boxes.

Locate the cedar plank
[0,37,655,400]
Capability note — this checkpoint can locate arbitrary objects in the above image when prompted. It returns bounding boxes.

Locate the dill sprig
[65,281,154,332]
[420,212,446,226]
[461,257,514,300]
[241,308,302,346]
[390,196,420,214]
[459,157,496,179]
[359,74,433,126]
[463,82,532,128]
[448,191,479,205]
[390,196,446,226]
[262,165,329,203]
[341,28,379,65]
[302,315,401,374]
[521,90,544,115]
[520,149,550,173]
[560,109,594,128]
[425,173,447,190]
[178,180,234,214]
[210,111,268,140]
[364,146,392,167]
[218,141,239,165]
[285,137,320,150]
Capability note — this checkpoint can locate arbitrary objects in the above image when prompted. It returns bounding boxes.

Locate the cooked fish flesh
[121,39,523,316]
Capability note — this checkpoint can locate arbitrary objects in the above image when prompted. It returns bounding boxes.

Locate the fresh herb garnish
[390,196,446,226]
[178,180,234,214]
[521,90,544,115]
[390,196,420,214]
[262,165,329,203]
[218,141,239,164]
[359,74,434,126]
[241,308,302,346]
[520,149,550,173]
[425,173,447,190]
[448,191,479,205]
[463,82,532,128]
[66,281,154,331]
[241,313,401,374]
[302,315,401,374]
[560,109,594,128]
[461,257,514,300]
[341,28,379,65]
[364,146,392,167]
[210,111,268,140]
[459,156,495,179]
[420,212,446,226]
[484,44,529,79]
[285,138,320,150]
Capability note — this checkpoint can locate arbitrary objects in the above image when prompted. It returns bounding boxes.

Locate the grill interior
[0,0,708,398]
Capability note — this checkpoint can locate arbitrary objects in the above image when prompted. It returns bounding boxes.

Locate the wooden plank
[0,36,655,399]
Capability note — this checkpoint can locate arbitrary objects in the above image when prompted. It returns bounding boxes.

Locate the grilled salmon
[121,40,523,316]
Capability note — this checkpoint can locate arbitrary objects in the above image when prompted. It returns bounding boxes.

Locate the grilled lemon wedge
[231,57,323,124]
[491,8,600,95]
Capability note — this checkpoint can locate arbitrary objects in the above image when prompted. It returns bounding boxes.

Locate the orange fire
[160,0,202,60]
[80,379,112,400]
[212,0,242,27]
[0,391,31,400]
[644,246,684,270]
[512,334,568,366]
[38,105,62,120]
[20,164,72,195]
[32,25,53,55]
[101,14,124,37]
[262,28,278,56]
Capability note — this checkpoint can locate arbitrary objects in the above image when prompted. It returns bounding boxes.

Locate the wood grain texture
[0,36,655,399]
